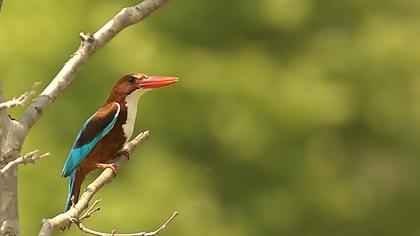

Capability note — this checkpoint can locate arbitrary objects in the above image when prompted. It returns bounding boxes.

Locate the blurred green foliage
[1,0,420,235]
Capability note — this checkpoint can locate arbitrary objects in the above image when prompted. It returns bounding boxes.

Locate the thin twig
[39,131,151,236]
[0,82,40,110]
[79,199,102,221]
[77,211,178,236]
[71,200,178,236]
[0,150,50,175]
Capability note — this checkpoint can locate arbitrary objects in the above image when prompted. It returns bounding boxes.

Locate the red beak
[138,76,178,89]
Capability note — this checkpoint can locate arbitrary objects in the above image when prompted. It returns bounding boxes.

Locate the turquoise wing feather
[61,102,120,177]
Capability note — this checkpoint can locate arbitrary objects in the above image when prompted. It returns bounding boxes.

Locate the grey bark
[0,85,25,236]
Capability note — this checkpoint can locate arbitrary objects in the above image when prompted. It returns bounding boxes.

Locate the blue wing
[61,102,120,177]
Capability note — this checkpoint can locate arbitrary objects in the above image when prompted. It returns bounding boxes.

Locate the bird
[61,73,178,211]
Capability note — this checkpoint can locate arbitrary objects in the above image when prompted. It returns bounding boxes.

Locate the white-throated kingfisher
[61,73,178,211]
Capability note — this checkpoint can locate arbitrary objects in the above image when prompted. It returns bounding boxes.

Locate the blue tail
[64,171,79,212]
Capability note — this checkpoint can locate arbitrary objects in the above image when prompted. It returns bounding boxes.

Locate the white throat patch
[122,89,149,141]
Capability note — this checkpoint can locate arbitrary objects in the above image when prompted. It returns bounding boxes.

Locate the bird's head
[107,73,178,103]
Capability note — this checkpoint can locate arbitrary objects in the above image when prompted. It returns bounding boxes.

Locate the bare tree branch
[18,0,171,135]
[71,202,178,236]
[0,1,171,234]
[0,82,40,110]
[38,131,151,236]
[0,150,50,175]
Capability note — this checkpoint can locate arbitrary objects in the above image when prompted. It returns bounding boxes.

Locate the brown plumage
[62,73,178,211]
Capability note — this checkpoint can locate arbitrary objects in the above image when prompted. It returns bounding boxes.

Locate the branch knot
[79,32,95,43]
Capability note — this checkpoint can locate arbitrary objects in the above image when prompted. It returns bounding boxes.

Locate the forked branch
[0,150,50,175]
[0,82,40,110]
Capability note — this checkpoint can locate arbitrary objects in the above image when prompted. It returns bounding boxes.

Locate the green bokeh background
[1,0,420,235]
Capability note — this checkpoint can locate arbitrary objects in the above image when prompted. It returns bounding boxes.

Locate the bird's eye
[127,77,136,84]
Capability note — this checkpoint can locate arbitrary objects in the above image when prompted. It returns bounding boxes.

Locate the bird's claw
[94,163,117,177]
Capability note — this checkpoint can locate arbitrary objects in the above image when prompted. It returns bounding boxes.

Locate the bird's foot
[116,149,130,160]
[94,163,117,176]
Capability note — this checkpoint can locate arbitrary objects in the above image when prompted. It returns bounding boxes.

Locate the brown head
[106,73,178,103]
